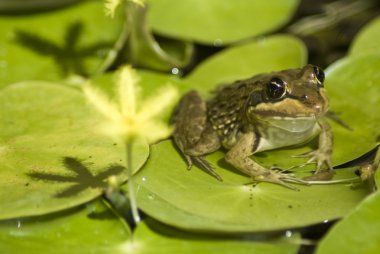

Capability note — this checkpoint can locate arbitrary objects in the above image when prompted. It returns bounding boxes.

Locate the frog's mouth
[264,116,317,132]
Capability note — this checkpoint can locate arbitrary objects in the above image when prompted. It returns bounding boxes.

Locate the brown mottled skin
[171,65,332,189]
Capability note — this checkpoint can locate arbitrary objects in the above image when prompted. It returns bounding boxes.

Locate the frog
[171,64,332,190]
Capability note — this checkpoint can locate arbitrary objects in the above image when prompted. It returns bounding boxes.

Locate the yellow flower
[83,65,178,143]
[104,0,145,18]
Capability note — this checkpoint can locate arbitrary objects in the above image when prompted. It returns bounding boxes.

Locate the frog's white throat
[264,116,318,133]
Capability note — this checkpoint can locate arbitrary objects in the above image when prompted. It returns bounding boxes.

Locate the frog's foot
[254,171,309,191]
[356,164,377,192]
[303,169,335,181]
[292,149,333,174]
[187,155,223,181]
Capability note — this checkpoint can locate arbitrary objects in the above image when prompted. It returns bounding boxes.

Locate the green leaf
[0,199,299,254]
[147,0,300,45]
[316,192,380,254]
[185,35,307,93]
[349,16,380,57]
[0,200,131,254]
[131,141,369,232]
[325,55,380,165]
[0,1,124,87]
[132,218,300,254]
[0,81,149,219]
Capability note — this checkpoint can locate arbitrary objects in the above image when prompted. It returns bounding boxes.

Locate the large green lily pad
[0,1,124,87]
[132,218,300,254]
[185,35,307,93]
[132,141,368,232]
[0,199,300,254]
[0,200,131,254]
[349,16,380,57]
[147,0,300,45]
[0,81,149,219]
[316,191,380,254]
[325,55,380,165]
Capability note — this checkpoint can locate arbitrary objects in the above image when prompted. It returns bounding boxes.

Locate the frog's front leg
[225,132,308,190]
[298,119,333,175]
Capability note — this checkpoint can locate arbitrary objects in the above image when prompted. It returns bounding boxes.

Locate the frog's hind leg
[174,146,222,181]
[191,156,223,181]
[185,124,222,181]
[171,91,222,181]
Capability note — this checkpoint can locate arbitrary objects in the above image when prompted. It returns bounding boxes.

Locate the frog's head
[245,64,328,131]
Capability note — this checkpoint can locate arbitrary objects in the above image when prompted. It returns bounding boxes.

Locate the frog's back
[207,76,263,148]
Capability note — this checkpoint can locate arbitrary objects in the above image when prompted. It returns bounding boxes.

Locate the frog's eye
[313,66,325,86]
[266,78,286,100]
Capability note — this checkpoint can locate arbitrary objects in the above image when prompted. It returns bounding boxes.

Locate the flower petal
[139,120,173,143]
[117,65,140,119]
[104,0,121,18]
[82,84,122,122]
[138,85,178,121]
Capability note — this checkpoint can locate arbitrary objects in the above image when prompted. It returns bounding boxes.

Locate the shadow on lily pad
[27,157,124,198]
[14,21,111,77]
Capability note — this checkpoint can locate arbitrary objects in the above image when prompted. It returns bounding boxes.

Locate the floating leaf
[325,55,380,165]
[0,1,124,87]
[147,0,300,45]
[316,192,380,254]
[0,200,131,254]
[185,35,307,93]
[350,16,380,57]
[0,81,149,219]
[0,199,300,254]
[131,141,368,232]
[131,218,300,254]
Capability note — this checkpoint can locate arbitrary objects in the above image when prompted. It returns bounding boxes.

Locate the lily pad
[132,141,368,232]
[0,1,124,87]
[132,218,300,254]
[0,200,131,254]
[316,191,380,254]
[185,35,307,93]
[147,0,300,45]
[325,55,380,165]
[349,16,380,57]
[0,199,300,254]
[0,81,149,219]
